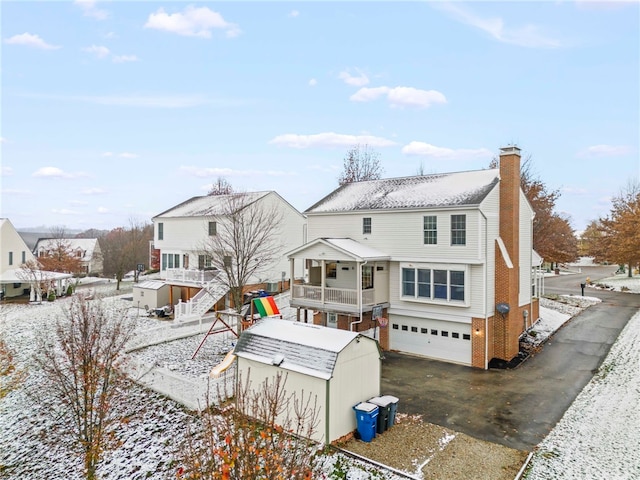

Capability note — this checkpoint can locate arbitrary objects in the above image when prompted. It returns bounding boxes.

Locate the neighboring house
[233,318,381,444]
[33,238,103,276]
[152,191,306,319]
[0,218,71,299]
[287,146,541,369]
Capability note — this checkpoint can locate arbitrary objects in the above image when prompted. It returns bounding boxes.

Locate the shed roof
[153,192,270,218]
[306,169,499,213]
[135,280,167,290]
[233,318,375,380]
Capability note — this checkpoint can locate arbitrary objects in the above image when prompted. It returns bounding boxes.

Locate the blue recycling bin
[353,402,378,442]
[381,395,399,427]
[368,396,392,433]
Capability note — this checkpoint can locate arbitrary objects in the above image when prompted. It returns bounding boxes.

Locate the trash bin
[380,395,399,427]
[368,396,392,434]
[353,402,378,442]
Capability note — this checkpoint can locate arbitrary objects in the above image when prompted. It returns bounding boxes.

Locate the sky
[1,0,638,233]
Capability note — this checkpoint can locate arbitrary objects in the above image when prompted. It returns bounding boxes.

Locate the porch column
[289,258,295,296]
[357,261,362,312]
[321,260,326,303]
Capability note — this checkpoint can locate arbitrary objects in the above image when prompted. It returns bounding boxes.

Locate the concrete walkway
[380,266,640,451]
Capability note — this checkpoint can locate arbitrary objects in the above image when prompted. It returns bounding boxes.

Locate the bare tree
[208,177,234,196]
[200,193,284,312]
[35,294,136,480]
[17,259,47,302]
[338,144,383,186]
[179,371,321,479]
[101,219,153,288]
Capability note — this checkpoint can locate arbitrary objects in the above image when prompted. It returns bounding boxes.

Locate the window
[362,265,373,289]
[8,252,13,266]
[162,253,167,270]
[423,215,437,245]
[402,268,415,296]
[198,254,212,269]
[363,217,372,234]
[401,266,466,303]
[158,222,164,240]
[411,326,417,332]
[451,215,466,245]
[441,331,449,337]
[421,328,428,334]
[452,332,460,339]
[326,262,337,279]
[21,251,26,264]
[430,329,438,335]
[401,325,408,331]
[208,221,217,236]
[223,256,232,268]
[392,324,399,330]
[463,334,471,340]
[140,291,145,297]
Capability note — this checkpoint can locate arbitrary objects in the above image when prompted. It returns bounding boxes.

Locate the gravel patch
[341,414,528,480]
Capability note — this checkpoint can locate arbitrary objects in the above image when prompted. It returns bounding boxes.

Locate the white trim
[496,237,514,268]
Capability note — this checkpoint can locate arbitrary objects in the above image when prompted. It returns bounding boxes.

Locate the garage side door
[390,316,471,365]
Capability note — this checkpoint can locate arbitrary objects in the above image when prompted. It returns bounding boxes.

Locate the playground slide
[209,351,236,378]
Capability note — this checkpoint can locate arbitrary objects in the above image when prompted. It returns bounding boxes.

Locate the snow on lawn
[525,310,640,480]
[0,294,405,480]
[589,274,640,294]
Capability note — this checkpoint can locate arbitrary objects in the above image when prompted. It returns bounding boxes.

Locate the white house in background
[233,318,381,444]
[287,146,541,369]
[152,191,306,318]
[0,218,71,299]
[33,238,103,276]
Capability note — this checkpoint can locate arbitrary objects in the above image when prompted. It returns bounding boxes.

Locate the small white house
[233,318,382,444]
[132,280,170,310]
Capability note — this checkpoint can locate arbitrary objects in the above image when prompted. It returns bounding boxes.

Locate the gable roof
[34,238,99,258]
[287,237,389,261]
[153,192,271,219]
[233,318,377,380]
[306,169,500,213]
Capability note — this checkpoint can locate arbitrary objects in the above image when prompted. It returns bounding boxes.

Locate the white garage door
[390,316,471,365]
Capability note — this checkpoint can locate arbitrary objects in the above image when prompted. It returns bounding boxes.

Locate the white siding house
[233,318,381,444]
[152,192,306,318]
[33,238,103,276]
[287,146,540,369]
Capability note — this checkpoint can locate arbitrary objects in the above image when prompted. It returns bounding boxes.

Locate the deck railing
[292,284,376,306]
[165,268,218,284]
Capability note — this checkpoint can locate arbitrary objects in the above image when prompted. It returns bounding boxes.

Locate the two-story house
[152,191,306,318]
[287,146,541,369]
[33,238,103,276]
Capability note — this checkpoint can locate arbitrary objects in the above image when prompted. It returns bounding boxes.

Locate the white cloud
[0,137,7,143]
[144,6,241,39]
[83,44,110,58]
[102,152,113,157]
[81,187,107,194]
[577,144,634,158]
[51,208,80,215]
[97,207,109,213]
[32,167,87,179]
[75,0,109,20]
[1,166,13,176]
[339,69,369,87]
[4,33,60,50]
[436,3,562,48]
[308,78,317,87]
[288,10,300,18]
[179,166,295,178]
[112,54,138,63]
[351,86,447,108]
[401,142,493,160]
[269,132,397,149]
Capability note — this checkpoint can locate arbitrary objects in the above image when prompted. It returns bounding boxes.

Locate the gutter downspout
[481,211,489,370]
[350,259,368,331]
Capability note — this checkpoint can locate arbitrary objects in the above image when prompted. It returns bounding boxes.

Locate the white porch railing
[292,284,376,306]
[165,268,219,284]
[174,272,229,321]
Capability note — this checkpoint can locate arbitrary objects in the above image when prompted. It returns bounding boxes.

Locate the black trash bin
[368,396,392,434]
[381,395,399,427]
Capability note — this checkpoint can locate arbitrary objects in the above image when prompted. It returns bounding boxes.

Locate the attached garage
[233,318,382,444]
[389,315,472,365]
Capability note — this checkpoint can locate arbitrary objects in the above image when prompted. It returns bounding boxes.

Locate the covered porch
[287,238,390,315]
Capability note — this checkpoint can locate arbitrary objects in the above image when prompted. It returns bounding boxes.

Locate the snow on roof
[34,238,99,257]
[324,238,389,260]
[233,318,375,379]
[0,268,73,282]
[153,192,270,218]
[135,280,167,290]
[306,169,500,213]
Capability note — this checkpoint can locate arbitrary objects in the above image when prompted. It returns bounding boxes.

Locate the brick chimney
[494,145,522,361]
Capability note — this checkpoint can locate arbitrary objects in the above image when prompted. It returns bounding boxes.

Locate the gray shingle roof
[306,169,499,213]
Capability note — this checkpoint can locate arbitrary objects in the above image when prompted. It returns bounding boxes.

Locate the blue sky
[2,1,638,233]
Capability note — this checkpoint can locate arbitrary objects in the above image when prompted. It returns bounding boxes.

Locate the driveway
[380,266,640,451]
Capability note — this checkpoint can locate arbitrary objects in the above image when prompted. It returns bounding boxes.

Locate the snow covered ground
[1,277,638,479]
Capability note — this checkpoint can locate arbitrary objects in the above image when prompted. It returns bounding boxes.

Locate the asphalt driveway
[380,266,640,451]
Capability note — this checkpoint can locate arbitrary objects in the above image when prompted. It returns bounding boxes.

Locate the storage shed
[132,280,170,310]
[233,318,382,444]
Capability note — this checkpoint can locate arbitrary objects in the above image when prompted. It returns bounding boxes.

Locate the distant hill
[17,228,108,251]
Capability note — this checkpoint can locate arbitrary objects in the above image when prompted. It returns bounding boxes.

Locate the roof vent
[272,353,285,366]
